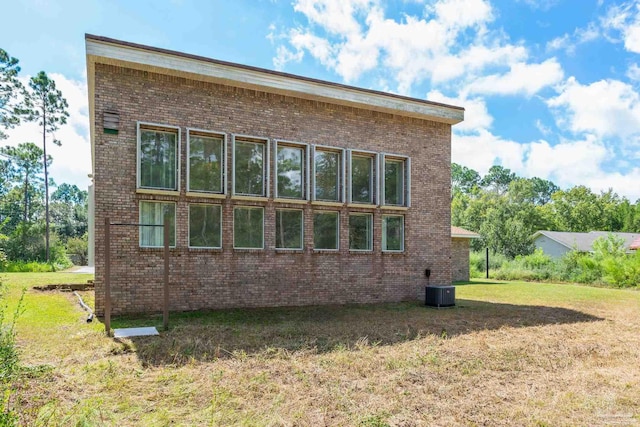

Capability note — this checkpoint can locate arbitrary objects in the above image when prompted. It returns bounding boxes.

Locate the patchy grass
[3,274,640,426]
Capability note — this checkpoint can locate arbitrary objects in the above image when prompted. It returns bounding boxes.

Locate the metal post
[104,217,111,336]
[486,247,489,279]
[163,215,169,331]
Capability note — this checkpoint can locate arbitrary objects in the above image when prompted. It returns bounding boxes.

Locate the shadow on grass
[109,299,604,367]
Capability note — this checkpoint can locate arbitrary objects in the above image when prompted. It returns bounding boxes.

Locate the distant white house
[532,231,640,259]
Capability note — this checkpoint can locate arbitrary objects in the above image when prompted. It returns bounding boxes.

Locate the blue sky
[2,0,640,201]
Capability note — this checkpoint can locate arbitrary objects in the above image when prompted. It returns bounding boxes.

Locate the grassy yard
[2,273,640,426]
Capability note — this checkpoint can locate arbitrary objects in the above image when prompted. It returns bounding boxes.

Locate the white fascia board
[451,233,481,239]
[86,38,464,125]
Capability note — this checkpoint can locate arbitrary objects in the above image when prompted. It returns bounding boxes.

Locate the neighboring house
[631,236,640,251]
[86,35,464,315]
[451,226,481,282]
[532,230,640,258]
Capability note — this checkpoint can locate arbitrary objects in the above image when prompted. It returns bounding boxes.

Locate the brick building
[86,35,464,315]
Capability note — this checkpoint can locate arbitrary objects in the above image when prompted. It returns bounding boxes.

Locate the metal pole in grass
[163,215,169,331]
[486,247,489,279]
[104,217,111,336]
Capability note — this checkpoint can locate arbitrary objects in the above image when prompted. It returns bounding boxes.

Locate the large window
[233,137,268,197]
[138,124,179,191]
[189,204,222,248]
[349,213,372,251]
[314,211,339,250]
[382,215,404,252]
[382,155,410,207]
[139,201,176,247]
[275,209,303,250]
[188,130,225,194]
[276,142,306,199]
[314,147,343,202]
[350,152,377,204]
[233,206,264,249]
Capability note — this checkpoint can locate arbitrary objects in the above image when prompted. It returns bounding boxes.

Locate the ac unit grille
[425,286,455,308]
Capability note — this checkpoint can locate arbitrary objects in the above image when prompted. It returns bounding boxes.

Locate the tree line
[1,47,85,269]
[452,163,640,258]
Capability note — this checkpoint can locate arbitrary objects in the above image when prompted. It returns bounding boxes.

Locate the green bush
[66,234,88,266]
[0,282,25,426]
[1,261,56,273]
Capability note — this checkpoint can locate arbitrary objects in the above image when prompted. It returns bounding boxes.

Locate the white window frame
[380,153,411,207]
[232,135,270,198]
[313,210,340,251]
[348,149,379,205]
[139,200,177,248]
[348,212,373,252]
[188,203,223,249]
[275,208,304,250]
[137,122,181,191]
[382,214,405,253]
[274,140,309,200]
[186,128,227,195]
[233,206,265,250]
[312,145,345,203]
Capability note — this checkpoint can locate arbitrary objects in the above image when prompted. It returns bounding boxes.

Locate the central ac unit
[425,285,455,308]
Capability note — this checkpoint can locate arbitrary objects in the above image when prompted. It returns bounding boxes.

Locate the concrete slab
[113,327,159,338]
[70,266,95,274]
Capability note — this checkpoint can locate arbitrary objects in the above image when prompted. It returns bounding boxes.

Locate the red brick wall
[451,238,470,282]
[93,64,452,315]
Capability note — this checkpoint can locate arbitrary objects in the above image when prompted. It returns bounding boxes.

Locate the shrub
[0,282,25,426]
[66,234,88,266]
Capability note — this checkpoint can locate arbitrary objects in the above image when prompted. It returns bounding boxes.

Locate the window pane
[189,135,223,193]
[139,202,176,247]
[276,209,303,249]
[140,130,177,189]
[277,146,304,198]
[384,159,404,205]
[349,214,372,250]
[314,211,339,250]
[383,216,404,251]
[234,207,264,248]
[351,155,373,204]
[189,204,222,248]
[315,150,340,201]
[234,140,264,196]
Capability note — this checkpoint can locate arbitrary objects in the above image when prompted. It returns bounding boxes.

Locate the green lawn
[2,273,639,426]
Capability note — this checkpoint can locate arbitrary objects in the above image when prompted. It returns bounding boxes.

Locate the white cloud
[516,0,560,11]
[427,90,493,132]
[466,58,564,96]
[627,62,640,81]
[1,73,91,191]
[601,1,640,53]
[547,23,600,54]
[547,76,640,140]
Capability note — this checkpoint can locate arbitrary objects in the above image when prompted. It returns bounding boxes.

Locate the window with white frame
[188,130,225,194]
[275,209,303,249]
[314,147,343,202]
[275,141,307,199]
[189,204,222,248]
[139,201,176,247]
[233,206,264,249]
[349,213,373,251]
[313,211,339,250]
[382,215,404,252]
[382,154,410,207]
[233,137,268,197]
[138,124,179,191]
[350,152,377,204]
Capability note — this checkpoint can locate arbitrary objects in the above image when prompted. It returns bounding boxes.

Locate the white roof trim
[86,36,464,125]
[451,233,481,239]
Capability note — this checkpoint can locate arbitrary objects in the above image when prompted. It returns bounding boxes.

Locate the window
[233,206,264,249]
[233,137,268,197]
[189,204,222,248]
[349,213,372,251]
[188,130,225,194]
[275,209,303,250]
[350,152,377,204]
[139,201,176,247]
[314,147,343,202]
[382,155,410,207]
[314,211,339,250]
[275,141,307,199]
[382,215,404,252]
[138,123,179,191]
